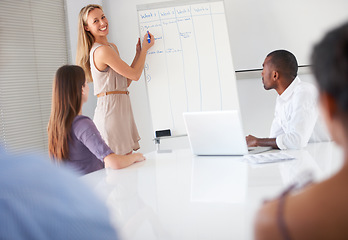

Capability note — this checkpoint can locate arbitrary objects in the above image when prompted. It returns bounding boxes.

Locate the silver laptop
[183,110,271,156]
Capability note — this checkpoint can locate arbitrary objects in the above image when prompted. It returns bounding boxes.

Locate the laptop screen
[183,110,248,155]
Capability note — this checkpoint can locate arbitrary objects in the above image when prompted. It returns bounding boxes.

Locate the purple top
[65,115,113,175]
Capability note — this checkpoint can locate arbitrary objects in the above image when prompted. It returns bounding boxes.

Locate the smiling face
[84,8,109,39]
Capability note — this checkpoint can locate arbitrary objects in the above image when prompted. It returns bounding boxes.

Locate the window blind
[0,0,68,154]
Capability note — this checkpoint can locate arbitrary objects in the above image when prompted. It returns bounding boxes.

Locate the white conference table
[81,142,343,240]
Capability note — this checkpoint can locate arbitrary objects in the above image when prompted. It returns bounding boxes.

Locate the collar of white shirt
[279,76,301,101]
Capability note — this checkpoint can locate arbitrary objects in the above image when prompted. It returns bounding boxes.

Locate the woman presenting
[76,4,154,155]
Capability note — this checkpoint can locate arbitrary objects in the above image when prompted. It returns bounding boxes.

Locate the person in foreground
[254,22,348,240]
[48,65,145,175]
[0,146,118,239]
[246,50,329,150]
[76,4,154,155]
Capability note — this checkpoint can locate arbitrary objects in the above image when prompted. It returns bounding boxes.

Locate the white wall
[65,0,322,154]
[224,0,348,71]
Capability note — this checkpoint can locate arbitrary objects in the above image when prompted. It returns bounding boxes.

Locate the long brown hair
[48,65,86,161]
[76,4,103,83]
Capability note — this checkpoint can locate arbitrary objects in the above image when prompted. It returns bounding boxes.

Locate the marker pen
[147,31,151,43]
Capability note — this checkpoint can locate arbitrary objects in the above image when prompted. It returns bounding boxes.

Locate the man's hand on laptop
[246,135,258,147]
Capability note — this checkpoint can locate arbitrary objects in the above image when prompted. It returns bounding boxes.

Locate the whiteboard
[137,0,240,136]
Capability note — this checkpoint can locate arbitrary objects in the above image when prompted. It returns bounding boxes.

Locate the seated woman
[254,22,348,239]
[48,65,145,175]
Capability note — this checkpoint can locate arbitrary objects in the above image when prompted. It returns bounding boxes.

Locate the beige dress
[90,43,140,155]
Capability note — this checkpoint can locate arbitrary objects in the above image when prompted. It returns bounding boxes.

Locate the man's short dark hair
[267,50,298,81]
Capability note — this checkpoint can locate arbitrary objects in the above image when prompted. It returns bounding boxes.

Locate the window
[0,0,68,154]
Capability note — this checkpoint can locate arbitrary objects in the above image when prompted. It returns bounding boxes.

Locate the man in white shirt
[246,50,330,150]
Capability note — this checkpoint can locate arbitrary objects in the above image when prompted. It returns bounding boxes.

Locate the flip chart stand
[153,134,187,153]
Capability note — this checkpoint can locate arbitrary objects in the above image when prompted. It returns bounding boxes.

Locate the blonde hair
[76,4,103,83]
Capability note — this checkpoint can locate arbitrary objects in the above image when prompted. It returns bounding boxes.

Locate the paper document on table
[243,152,295,164]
